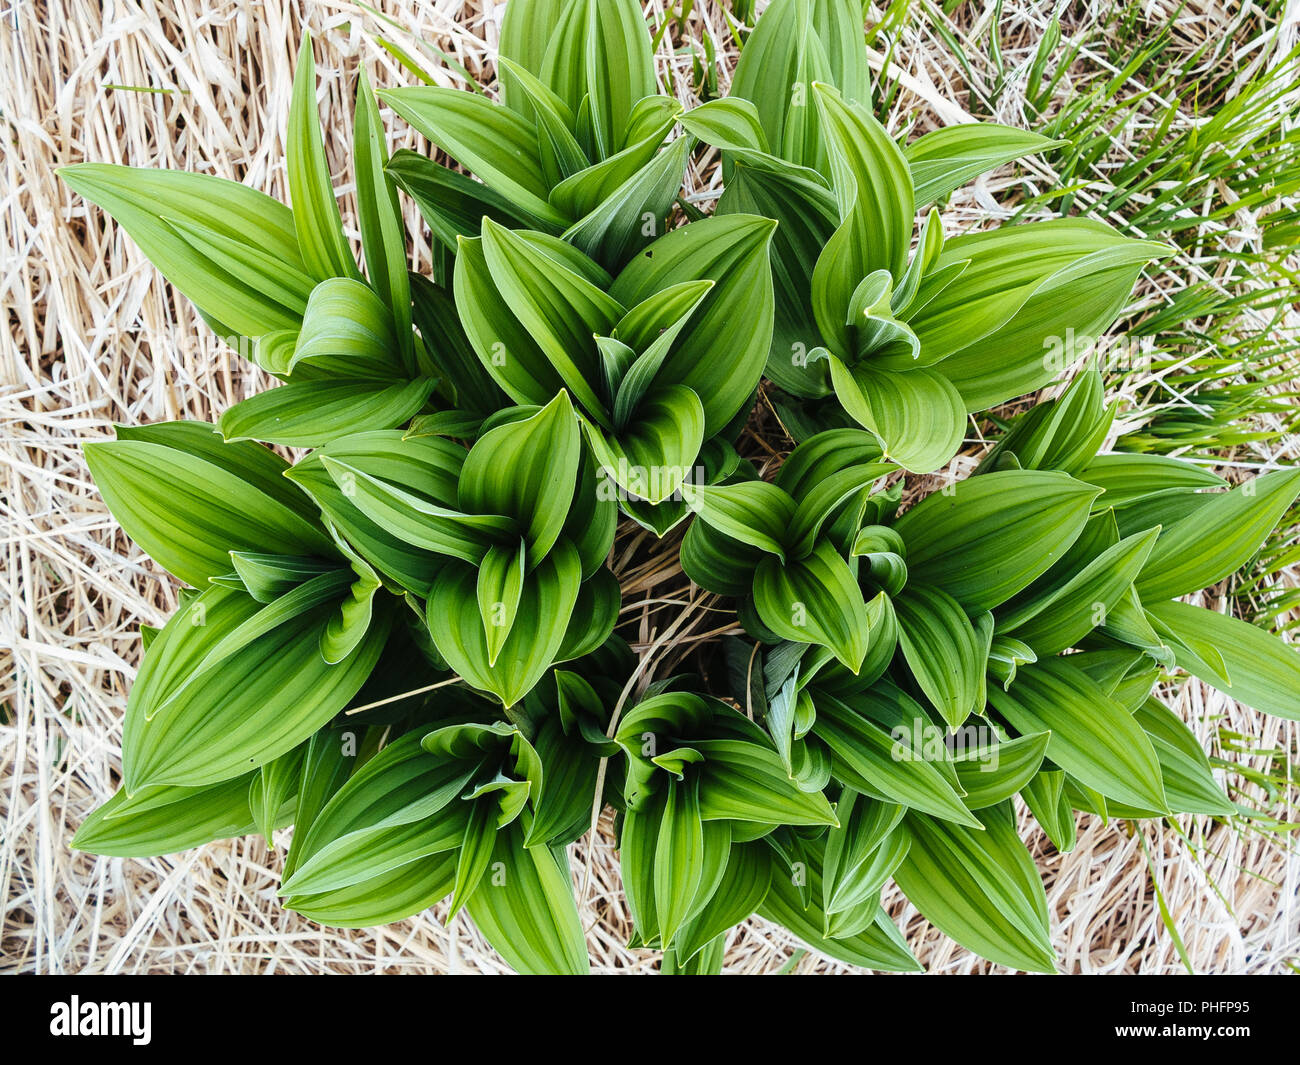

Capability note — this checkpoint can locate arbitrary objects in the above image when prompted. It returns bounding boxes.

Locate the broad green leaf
[997,526,1160,655]
[426,543,581,707]
[682,480,796,559]
[823,790,906,915]
[1135,469,1300,601]
[680,517,765,597]
[906,125,1062,206]
[1021,769,1077,853]
[680,98,769,154]
[466,819,589,974]
[672,840,772,963]
[1134,698,1235,816]
[812,692,981,827]
[250,745,304,844]
[563,136,690,271]
[353,70,414,369]
[895,804,1056,972]
[58,163,311,338]
[760,844,921,972]
[319,454,508,566]
[450,799,500,916]
[610,215,777,435]
[694,739,838,827]
[753,540,869,671]
[569,0,658,159]
[112,420,319,522]
[459,390,582,560]
[655,775,706,949]
[811,84,914,350]
[286,444,446,596]
[716,159,838,397]
[1078,453,1226,510]
[220,377,434,448]
[380,86,567,228]
[478,539,526,667]
[499,0,572,89]
[1146,600,1300,721]
[290,277,405,378]
[894,583,983,728]
[123,587,389,791]
[386,150,535,250]
[952,732,1051,809]
[283,725,357,880]
[527,716,603,847]
[83,438,334,587]
[987,657,1168,811]
[283,733,476,895]
[828,358,966,474]
[479,220,622,418]
[911,219,1164,408]
[893,469,1101,612]
[71,774,259,857]
[546,100,679,221]
[582,385,706,505]
[284,849,457,927]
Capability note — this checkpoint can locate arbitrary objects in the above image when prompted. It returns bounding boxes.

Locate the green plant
[61,0,1300,974]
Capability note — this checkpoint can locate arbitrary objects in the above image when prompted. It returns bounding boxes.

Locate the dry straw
[2,0,1296,973]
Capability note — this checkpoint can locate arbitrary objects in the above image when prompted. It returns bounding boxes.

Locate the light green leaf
[466,818,589,974]
[828,357,966,474]
[906,125,1063,206]
[1136,469,1300,601]
[380,86,567,228]
[58,163,311,338]
[894,583,984,728]
[1146,600,1300,721]
[83,437,334,587]
[753,540,869,671]
[893,469,1100,612]
[288,36,360,282]
[895,803,1056,972]
[459,391,582,560]
[426,542,582,707]
[987,657,1168,811]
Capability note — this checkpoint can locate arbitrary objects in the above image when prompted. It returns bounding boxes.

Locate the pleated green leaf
[895,803,1056,973]
[827,358,966,474]
[682,480,796,559]
[426,542,582,707]
[466,818,589,974]
[1146,600,1300,721]
[987,657,1168,811]
[812,691,981,828]
[288,36,361,282]
[997,526,1160,655]
[58,163,311,338]
[123,586,389,791]
[610,215,776,435]
[694,739,838,827]
[220,377,434,448]
[1135,469,1300,601]
[894,469,1101,612]
[458,390,582,560]
[83,437,334,587]
[952,731,1051,810]
[380,86,566,228]
[906,125,1062,206]
[72,774,260,858]
[753,540,870,671]
[894,583,984,728]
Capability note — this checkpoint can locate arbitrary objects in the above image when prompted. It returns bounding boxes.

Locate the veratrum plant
[61,0,1300,976]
